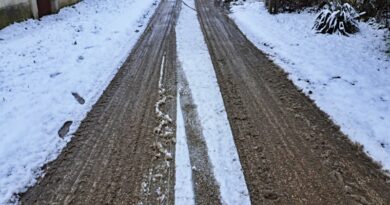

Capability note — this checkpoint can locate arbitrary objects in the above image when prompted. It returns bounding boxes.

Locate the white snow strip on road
[176,1,251,204]
[230,1,390,170]
[174,91,195,205]
[0,0,158,204]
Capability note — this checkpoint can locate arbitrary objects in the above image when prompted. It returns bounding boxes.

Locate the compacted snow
[230,1,390,170]
[0,0,158,203]
[176,0,251,204]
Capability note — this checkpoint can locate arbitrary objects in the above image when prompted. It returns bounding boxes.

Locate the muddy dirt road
[196,0,390,204]
[20,0,180,204]
[20,0,390,204]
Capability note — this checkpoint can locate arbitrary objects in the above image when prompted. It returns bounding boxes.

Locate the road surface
[21,0,180,204]
[20,0,390,204]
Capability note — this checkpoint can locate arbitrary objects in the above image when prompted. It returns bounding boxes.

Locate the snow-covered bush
[313,2,360,36]
[224,0,247,7]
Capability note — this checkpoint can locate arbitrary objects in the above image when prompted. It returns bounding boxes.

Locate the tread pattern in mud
[20,0,180,204]
[195,0,390,204]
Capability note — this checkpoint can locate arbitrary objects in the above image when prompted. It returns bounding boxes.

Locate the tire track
[196,0,390,204]
[19,0,180,204]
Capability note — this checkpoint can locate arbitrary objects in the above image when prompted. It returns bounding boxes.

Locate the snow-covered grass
[176,0,251,204]
[230,1,390,170]
[0,0,158,203]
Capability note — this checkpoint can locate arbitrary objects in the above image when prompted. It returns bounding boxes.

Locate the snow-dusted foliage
[224,0,246,6]
[314,2,360,36]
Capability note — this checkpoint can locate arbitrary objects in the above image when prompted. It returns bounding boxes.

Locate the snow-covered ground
[176,0,251,204]
[230,1,390,170]
[175,93,195,205]
[0,0,158,203]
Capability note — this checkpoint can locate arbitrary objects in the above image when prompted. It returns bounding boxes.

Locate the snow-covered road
[0,0,158,203]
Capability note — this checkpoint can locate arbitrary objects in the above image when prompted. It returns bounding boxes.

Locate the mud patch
[20,1,180,204]
[196,0,390,203]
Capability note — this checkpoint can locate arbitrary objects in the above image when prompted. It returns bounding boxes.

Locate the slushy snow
[0,0,158,203]
[230,1,390,170]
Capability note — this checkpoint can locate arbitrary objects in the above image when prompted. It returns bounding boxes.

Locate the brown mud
[20,0,180,204]
[196,0,390,204]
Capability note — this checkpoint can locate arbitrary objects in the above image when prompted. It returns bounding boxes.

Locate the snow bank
[230,2,390,170]
[0,0,158,203]
[176,0,251,204]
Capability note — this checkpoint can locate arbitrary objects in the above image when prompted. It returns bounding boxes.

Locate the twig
[182,1,197,12]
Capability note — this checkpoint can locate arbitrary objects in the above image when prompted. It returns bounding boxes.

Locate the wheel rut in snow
[196,0,390,204]
[177,66,222,205]
[19,0,180,204]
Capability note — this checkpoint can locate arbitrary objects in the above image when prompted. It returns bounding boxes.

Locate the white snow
[176,0,251,204]
[0,0,158,203]
[174,92,195,205]
[230,1,390,170]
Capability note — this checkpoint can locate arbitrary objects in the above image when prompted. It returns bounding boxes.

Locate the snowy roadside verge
[0,0,158,203]
[176,0,251,204]
[229,2,390,170]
